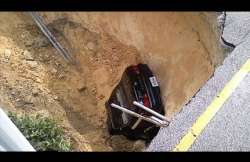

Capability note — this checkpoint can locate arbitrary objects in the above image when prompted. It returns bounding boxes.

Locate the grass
[8,112,72,151]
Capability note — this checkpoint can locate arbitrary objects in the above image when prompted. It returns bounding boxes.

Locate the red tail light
[143,94,150,108]
[132,65,140,74]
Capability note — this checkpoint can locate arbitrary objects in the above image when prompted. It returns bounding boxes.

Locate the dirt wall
[40,12,224,118]
[0,12,225,151]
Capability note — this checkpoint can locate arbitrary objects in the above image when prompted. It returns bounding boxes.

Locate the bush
[8,112,72,151]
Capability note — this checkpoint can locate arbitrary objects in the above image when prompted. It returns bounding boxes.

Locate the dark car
[105,64,165,141]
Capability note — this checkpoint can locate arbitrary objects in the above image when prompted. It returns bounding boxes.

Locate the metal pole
[150,116,169,126]
[0,108,35,151]
[110,103,165,127]
[133,101,170,122]
[28,12,74,63]
[131,118,142,130]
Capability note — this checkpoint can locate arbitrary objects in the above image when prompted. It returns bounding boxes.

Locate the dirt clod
[133,140,146,151]
[4,49,12,59]
[22,50,34,61]
[86,42,96,51]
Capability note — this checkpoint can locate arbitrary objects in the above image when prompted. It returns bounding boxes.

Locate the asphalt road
[190,72,250,151]
[146,12,250,151]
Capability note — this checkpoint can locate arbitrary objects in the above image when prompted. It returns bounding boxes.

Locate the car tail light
[143,94,150,108]
[132,65,140,74]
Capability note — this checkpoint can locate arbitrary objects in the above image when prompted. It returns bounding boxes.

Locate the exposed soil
[0,12,223,151]
[0,12,144,151]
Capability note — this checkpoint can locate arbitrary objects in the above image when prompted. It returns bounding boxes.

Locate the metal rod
[133,101,170,122]
[28,12,74,63]
[131,118,142,130]
[150,116,169,126]
[110,103,164,127]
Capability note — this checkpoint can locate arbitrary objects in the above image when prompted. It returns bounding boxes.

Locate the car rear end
[106,64,165,141]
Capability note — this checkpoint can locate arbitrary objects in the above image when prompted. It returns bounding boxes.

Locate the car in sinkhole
[105,63,166,142]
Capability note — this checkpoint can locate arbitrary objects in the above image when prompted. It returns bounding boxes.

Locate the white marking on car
[149,76,159,87]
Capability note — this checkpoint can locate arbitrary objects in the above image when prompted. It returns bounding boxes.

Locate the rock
[86,42,96,51]
[2,49,12,63]
[98,94,105,100]
[32,88,39,97]
[15,98,21,102]
[51,68,58,74]
[58,74,65,79]
[78,86,87,94]
[22,50,34,61]
[113,56,119,62]
[54,96,59,100]
[34,37,50,47]
[10,91,16,96]
[24,95,34,104]
[132,140,146,151]
[21,33,25,39]
[36,78,42,83]
[15,97,34,108]
[91,87,97,95]
[27,61,38,69]
[24,39,33,47]
[15,99,24,107]
[4,49,11,59]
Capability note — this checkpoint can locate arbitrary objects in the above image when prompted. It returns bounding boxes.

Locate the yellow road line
[173,58,250,152]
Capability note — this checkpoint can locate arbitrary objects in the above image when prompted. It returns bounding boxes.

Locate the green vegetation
[8,112,72,151]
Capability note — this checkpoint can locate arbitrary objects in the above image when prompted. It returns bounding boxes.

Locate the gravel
[146,12,250,151]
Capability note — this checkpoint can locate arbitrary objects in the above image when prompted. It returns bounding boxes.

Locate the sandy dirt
[0,12,145,151]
